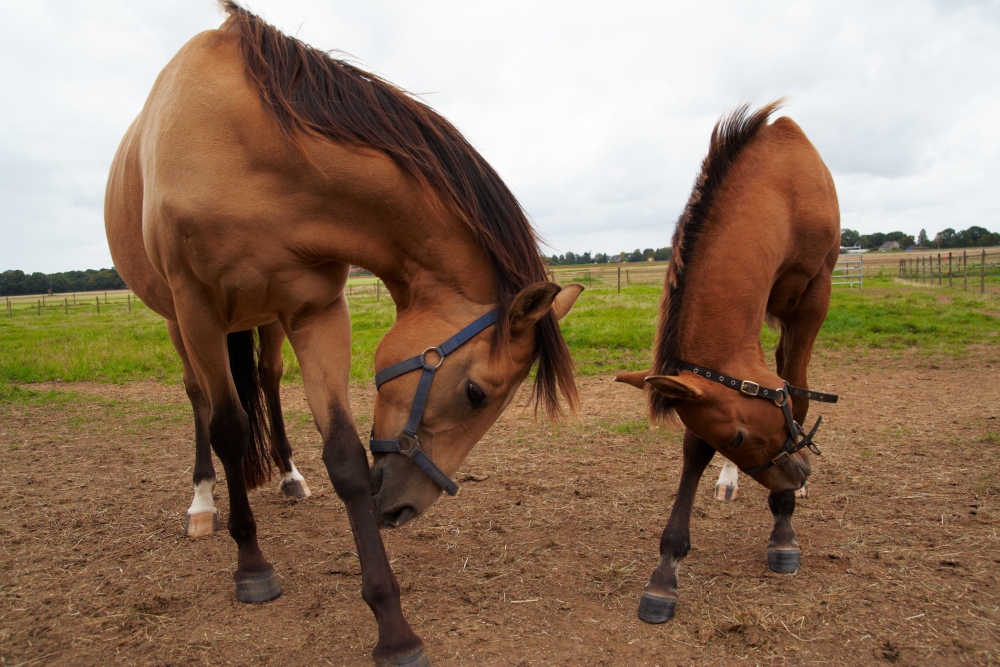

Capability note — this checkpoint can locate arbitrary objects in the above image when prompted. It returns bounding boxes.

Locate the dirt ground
[2,353,1000,666]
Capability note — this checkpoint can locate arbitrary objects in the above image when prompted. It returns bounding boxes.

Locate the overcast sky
[1,0,998,273]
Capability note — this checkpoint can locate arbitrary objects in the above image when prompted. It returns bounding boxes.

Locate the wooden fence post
[127,294,131,312]
[376,280,380,302]
[982,248,987,295]
[37,299,41,315]
[104,291,108,304]
[96,296,100,314]
[73,293,76,305]
[964,250,968,290]
[948,252,952,288]
[937,254,942,285]
[617,266,621,293]
[64,297,68,314]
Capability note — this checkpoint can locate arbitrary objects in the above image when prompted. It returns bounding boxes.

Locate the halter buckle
[739,380,760,396]
[397,430,421,458]
[770,450,791,467]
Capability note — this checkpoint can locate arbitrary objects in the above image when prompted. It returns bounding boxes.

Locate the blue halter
[369,309,499,496]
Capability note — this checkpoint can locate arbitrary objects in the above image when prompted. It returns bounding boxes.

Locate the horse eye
[466,381,486,408]
[727,432,744,449]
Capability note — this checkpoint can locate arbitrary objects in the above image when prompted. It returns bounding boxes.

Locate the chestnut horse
[616,101,840,624]
[104,4,580,665]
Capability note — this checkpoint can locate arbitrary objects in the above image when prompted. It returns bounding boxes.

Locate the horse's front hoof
[714,483,738,501]
[638,591,677,624]
[235,570,283,603]
[184,510,218,538]
[767,547,801,573]
[280,478,311,499]
[795,481,809,499]
[374,647,431,667]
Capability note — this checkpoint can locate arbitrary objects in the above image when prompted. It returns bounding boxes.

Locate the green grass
[1,276,998,391]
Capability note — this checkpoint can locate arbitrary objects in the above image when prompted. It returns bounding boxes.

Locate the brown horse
[104,4,580,665]
[616,101,840,624]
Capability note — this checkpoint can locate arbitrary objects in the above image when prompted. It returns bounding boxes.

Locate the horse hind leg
[258,321,310,499]
[714,458,740,501]
[639,430,715,624]
[168,321,219,538]
[174,303,281,603]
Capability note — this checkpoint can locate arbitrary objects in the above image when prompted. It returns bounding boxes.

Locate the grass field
[1,274,998,389]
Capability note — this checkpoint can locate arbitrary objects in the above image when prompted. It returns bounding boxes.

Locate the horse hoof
[637,591,677,624]
[184,511,218,538]
[795,482,809,499]
[714,484,738,501]
[767,548,801,573]
[280,478,311,499]
[374,648,431,667]
[235,570,283,603]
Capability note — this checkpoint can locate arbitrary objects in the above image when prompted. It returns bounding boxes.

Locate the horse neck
[675,217,779,374]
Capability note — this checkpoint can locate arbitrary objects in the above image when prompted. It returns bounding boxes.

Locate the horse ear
[509,282,561,334]
[645,375,703,400]
[551,283,584,320]
[614,370,650,389]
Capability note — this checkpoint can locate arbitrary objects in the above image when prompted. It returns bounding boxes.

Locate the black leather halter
[675,360,838,476]
[369,309,499,496]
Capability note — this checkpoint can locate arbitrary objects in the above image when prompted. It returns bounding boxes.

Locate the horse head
[370,282,583,528]
[616,369,811,492]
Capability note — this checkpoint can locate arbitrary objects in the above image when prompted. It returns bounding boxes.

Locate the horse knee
[361,574,401,610]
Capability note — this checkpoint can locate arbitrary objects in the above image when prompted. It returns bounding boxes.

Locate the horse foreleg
[168,321,219,537]
[767,490,800,572]
[714,458,740,501]
[286,297,426,666]
[775,273,832,502]
[639,430,715,624]
[258,321,310,499]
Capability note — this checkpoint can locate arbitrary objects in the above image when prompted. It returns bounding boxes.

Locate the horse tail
[227,329,273,490]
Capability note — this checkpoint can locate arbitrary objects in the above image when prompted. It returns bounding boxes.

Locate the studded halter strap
[369,309,499,496]
[675,360,838,476]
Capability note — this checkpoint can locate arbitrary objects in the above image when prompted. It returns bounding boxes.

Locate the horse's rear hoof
[714,483,738,501]
[374,648,431,667]
[280,478,311,499]
[184,510,218,538]
[638,591,677,624]
[235,570,283,603]
[795,482,809,499]
[767,548,801,573]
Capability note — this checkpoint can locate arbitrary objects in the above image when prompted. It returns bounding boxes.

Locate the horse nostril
[383,504,417,528]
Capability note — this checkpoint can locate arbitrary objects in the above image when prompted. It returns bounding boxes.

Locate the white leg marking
[279,461,311,498]
[282,461,305,483]
[714,459,740,501]
[187,479,217,515]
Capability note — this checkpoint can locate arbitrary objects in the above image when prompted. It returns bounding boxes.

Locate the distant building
[878,241,900,252]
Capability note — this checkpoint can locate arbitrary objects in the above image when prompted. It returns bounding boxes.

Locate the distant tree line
[841,225,1000,251]
[548,247,673,265]
[0,268,127,296]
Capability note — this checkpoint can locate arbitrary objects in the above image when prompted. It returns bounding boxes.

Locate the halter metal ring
[397,430,421,457]
[773,387,788,407]
[420,346,445,370]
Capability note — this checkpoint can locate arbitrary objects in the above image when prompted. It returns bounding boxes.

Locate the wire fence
[896,248,1000,294]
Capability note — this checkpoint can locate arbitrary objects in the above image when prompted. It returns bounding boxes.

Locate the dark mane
[649,100,783,422]
[221,2,576,416]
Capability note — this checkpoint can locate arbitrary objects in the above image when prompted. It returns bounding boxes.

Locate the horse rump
[227,329,273,490]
